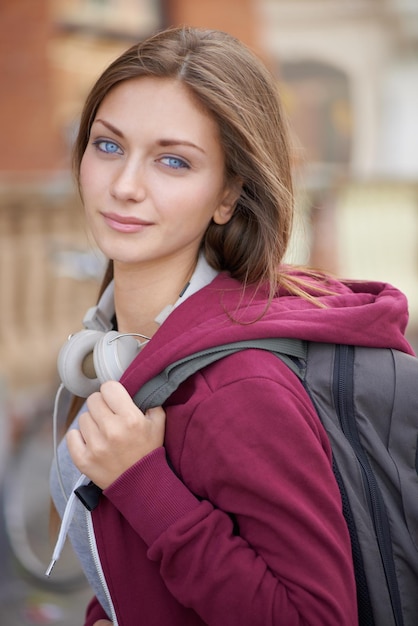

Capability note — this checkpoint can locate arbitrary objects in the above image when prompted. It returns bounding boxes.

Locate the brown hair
[74,25,294,294]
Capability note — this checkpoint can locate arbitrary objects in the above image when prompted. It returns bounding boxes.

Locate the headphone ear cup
[57,329,104,398]
[93,331,140,383]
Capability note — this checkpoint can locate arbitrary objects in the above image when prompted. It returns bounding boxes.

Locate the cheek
[79,148,104,189]
[166,179,223,220]
[79,159,105,213]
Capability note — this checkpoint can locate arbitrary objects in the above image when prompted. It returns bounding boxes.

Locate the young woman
[49,26,413,626]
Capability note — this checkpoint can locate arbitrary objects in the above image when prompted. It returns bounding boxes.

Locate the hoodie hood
[121,270,413,397]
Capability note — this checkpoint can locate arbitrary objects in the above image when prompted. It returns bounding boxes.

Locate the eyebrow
[158,138,206,154]
[94,119,124,138]
[93,118,206,154]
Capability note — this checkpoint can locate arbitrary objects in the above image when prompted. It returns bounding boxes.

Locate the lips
[101,212,152,234]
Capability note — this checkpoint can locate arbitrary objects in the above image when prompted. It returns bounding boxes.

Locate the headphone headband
[82,281,114,332]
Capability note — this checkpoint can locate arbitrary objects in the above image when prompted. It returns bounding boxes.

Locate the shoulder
[168,346,336,514]
[192,348,315,425]
[201,348,302,394]
[167,347,329,452]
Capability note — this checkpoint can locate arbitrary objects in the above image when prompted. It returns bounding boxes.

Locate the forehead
[96,76,218,135]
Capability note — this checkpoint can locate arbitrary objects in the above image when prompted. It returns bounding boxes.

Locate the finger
[66,427,87,467]
[78,409,102,442]
[100,380,145,418]
[86,390,115,421]
[100,381,145,424]
[146,405,166,426]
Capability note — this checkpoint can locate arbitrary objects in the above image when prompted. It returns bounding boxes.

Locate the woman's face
[80,77,237,271]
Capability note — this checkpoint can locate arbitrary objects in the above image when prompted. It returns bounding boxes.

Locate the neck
[113,256,196,337]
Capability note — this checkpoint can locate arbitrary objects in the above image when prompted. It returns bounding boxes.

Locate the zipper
[86,509,119,626]
[333,344,403,626]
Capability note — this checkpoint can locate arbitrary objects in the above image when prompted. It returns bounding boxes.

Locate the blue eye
[161,156,189,170]
[93,139,122,154]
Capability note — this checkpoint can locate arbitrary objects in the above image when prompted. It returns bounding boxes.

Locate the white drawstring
[52,383,69,502]
[46,472,90,576]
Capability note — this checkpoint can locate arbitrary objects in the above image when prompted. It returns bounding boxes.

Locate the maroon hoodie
[83,270,413,625]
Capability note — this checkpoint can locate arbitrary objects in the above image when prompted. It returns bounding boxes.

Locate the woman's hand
[66,380,166,489]
[93,621,112,625]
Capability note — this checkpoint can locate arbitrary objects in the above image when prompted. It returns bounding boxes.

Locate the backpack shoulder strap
[133,338,307,412]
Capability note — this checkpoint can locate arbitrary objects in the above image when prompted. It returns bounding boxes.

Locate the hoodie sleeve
[104,352,358,626]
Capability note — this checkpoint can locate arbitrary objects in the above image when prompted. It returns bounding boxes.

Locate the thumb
[146,405,166,424]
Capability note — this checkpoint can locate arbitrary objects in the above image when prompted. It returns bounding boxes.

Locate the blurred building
[262,0,418,340]
[0,0,417,406]
[0,0,261,404]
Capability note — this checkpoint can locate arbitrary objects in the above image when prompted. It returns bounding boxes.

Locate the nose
[110,160,147,202]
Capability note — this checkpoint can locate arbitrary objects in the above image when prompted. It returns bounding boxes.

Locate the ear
[213,178,243,225]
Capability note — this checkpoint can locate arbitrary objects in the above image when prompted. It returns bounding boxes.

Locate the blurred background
[0,0,417,623]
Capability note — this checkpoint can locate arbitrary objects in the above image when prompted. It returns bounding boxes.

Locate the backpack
[132,338,418,626]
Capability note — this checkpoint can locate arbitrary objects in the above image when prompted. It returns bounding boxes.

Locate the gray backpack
[133,338,418,626]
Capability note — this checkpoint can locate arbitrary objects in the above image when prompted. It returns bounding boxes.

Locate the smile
[101,212,153,234]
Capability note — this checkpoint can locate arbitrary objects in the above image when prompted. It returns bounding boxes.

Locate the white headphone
[57,282,148,397]
[57,254,219,398]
